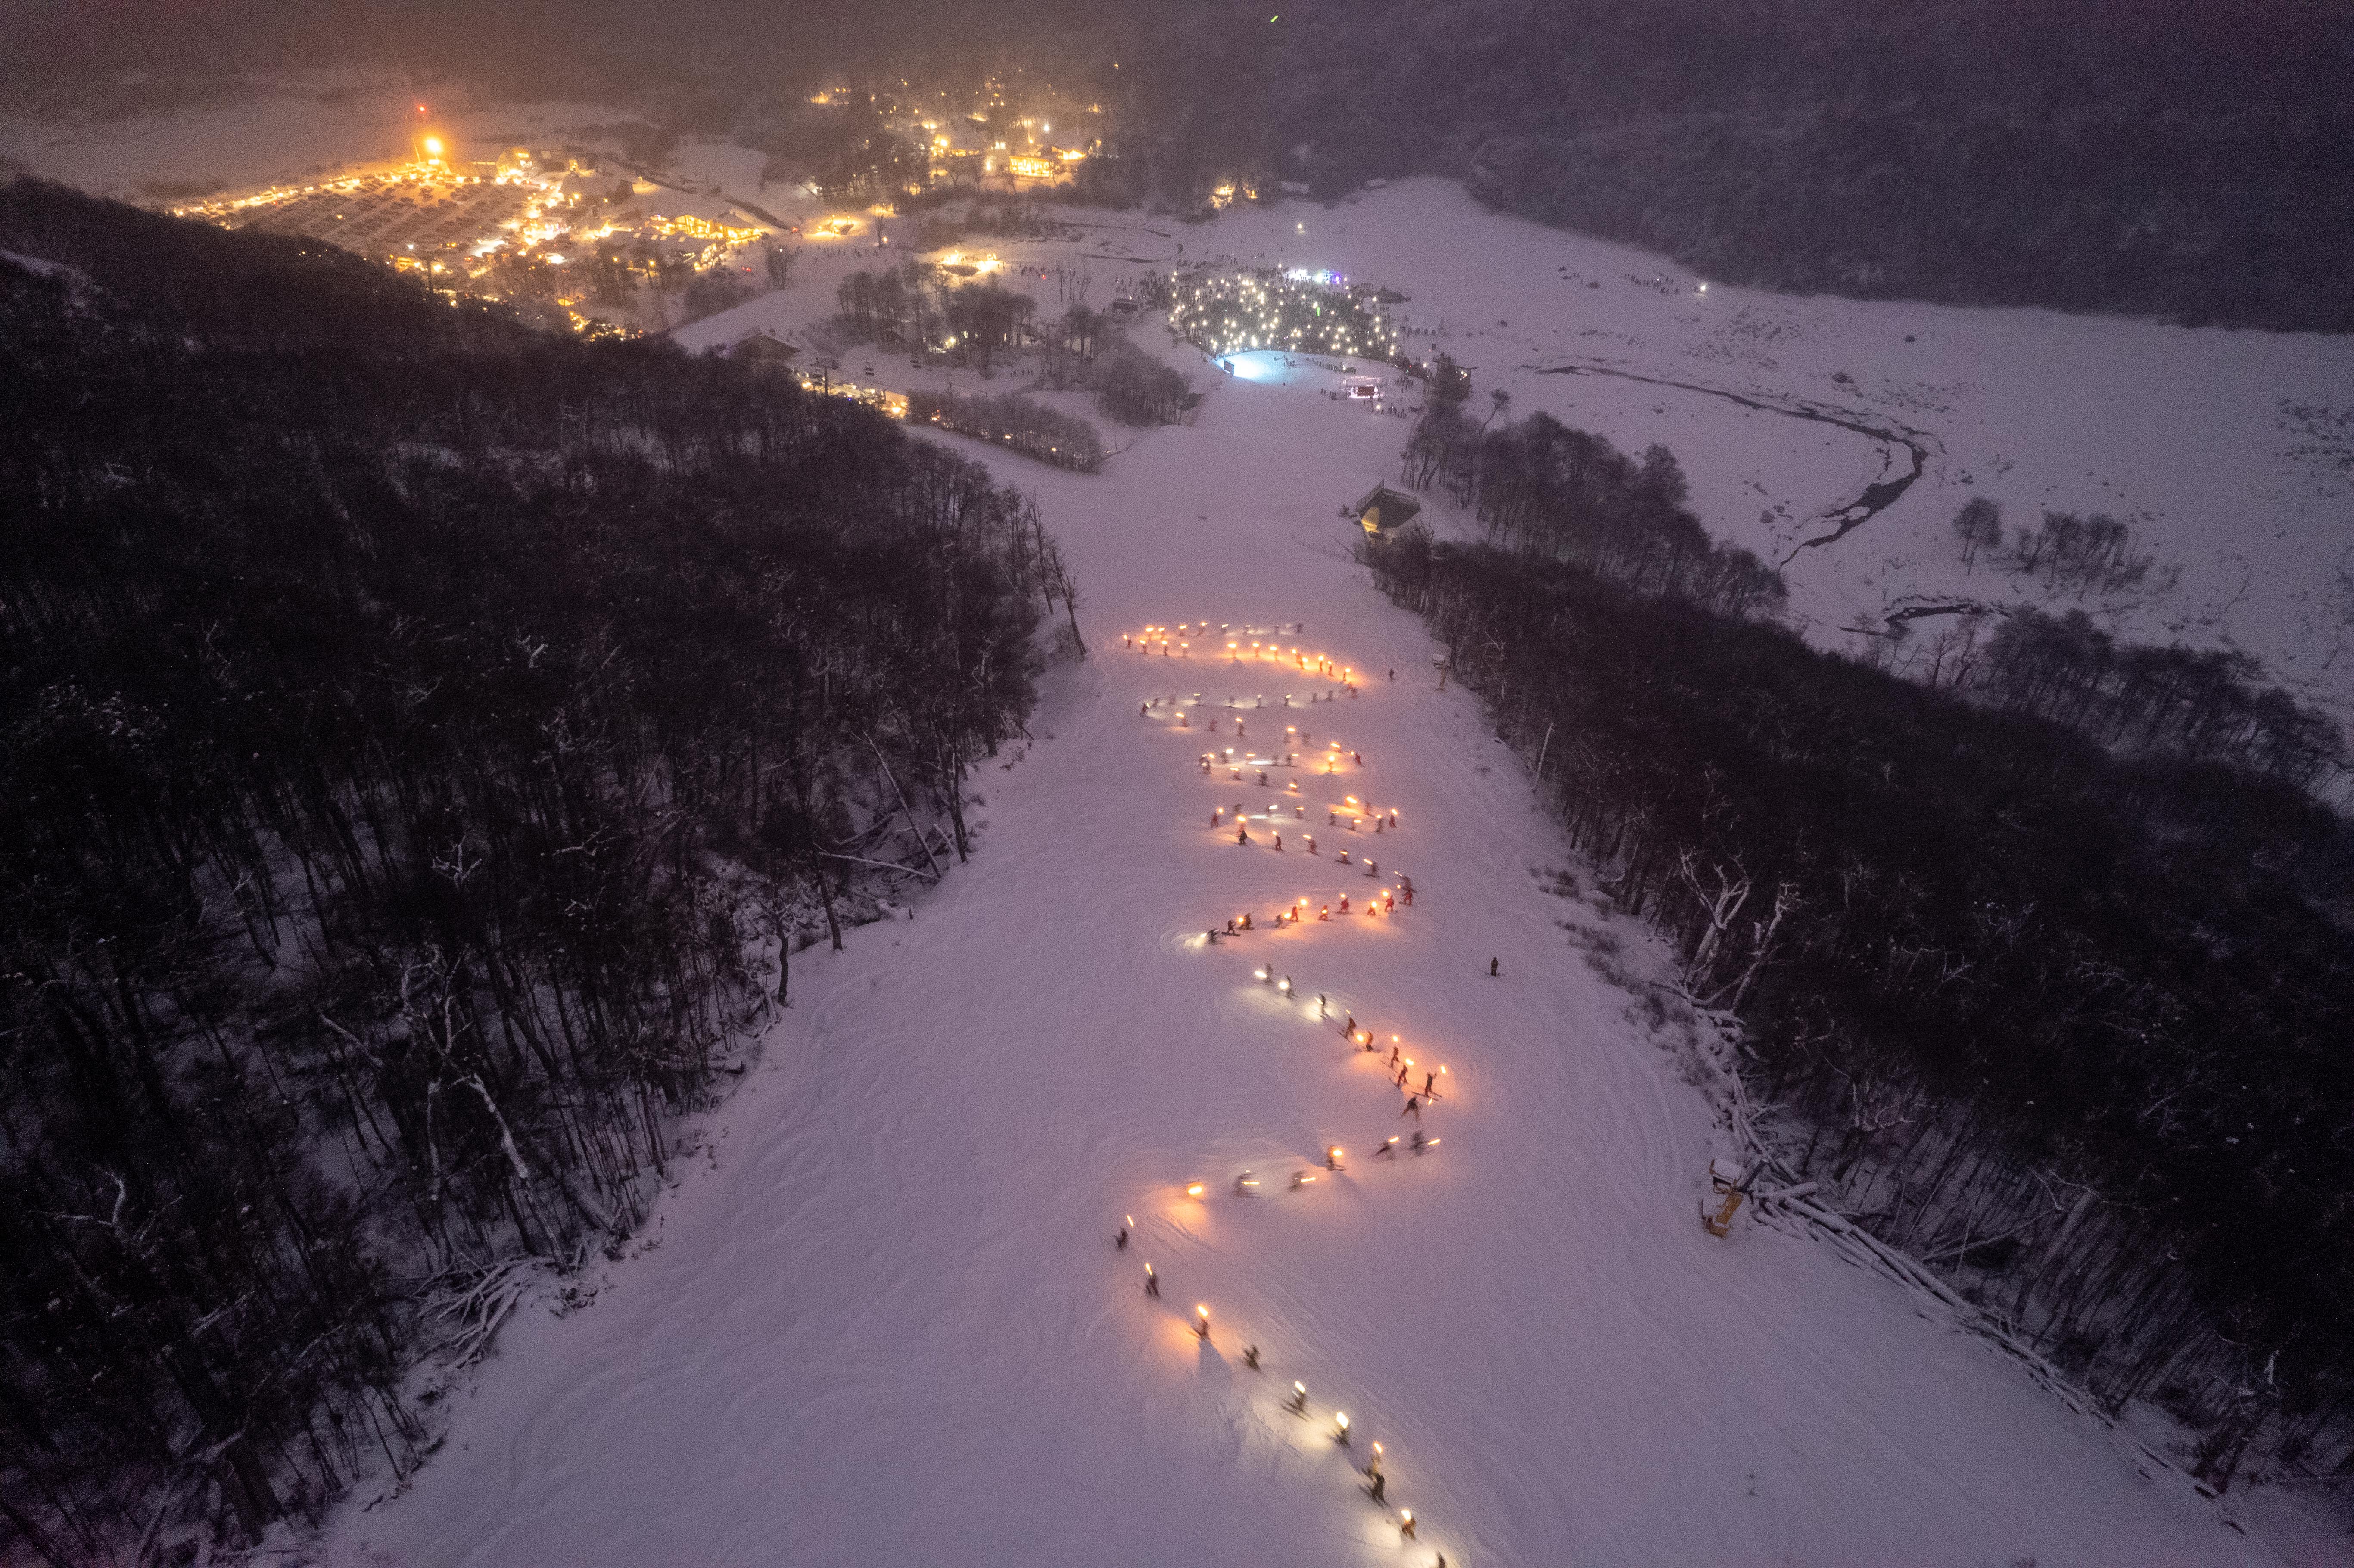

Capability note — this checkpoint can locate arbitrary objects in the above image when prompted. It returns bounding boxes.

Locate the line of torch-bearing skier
[1110,620,1484,1564]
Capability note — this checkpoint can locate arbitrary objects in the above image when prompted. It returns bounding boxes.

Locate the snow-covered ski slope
[322,365,2282,1566]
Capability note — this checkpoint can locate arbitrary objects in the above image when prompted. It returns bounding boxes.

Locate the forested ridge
[1367,510,2354,1484]
[1104,0,2354,331]
[0,180,1074,1561]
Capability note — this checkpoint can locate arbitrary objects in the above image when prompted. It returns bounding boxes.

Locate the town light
[423,136,445,160]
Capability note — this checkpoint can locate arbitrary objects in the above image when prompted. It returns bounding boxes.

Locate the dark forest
[1364,419,2354,1484]
[0,179,1073,1558]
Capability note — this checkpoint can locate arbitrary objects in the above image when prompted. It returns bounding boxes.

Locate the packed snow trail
[322,356,2277,1567]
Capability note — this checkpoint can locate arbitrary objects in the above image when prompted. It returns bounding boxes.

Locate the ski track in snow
[319,333,2285,1565]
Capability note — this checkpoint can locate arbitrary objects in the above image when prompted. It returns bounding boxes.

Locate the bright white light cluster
[1167,267,1401,364]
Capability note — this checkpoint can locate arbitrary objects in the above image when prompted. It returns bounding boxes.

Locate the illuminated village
[842,73,1103,189]
[168,136,768,336]
[162,75,1106,361]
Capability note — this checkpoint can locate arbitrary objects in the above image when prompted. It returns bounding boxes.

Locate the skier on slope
[1490,957,1500,977]
[1238,825,1250,845]
[1144,1264,1159,1296]
[1398,1096,1422,1122]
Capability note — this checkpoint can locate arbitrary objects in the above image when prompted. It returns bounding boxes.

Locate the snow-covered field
[679,170,2354,755]
[9,104,2350,1560]
[15,96,2344,734]
[323,289,2325,1565]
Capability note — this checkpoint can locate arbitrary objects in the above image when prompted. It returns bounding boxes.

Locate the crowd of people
[1115,620,1458,1561]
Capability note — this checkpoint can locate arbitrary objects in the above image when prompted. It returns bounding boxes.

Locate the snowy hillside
[318,327,2299,1564]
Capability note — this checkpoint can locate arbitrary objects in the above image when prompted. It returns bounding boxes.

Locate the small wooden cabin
[1346,482,1423,537]
[729,333,802,373]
